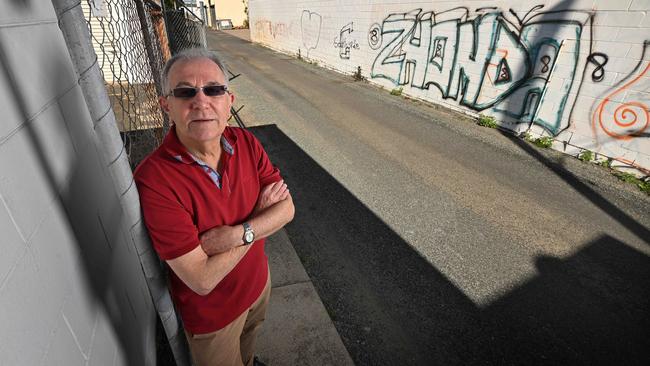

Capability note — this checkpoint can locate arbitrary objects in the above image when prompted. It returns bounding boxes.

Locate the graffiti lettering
[587,52,608,82]
[335,22,359,59]
[496,58,512,84]
[540,55,551,74]
[254,19,291,40]
[368,23,382,50]
[370,7,592,135]
[252,5,649,172]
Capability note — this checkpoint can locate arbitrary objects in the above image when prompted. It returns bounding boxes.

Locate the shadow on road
[251,124,650,366]
[499,130,650,246]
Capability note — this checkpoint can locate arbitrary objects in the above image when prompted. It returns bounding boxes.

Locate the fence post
[134,0,169,130]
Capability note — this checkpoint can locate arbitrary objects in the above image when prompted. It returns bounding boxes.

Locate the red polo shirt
[134,126,282,333]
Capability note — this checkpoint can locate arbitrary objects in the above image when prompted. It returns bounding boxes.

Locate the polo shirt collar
[162,125,237,164]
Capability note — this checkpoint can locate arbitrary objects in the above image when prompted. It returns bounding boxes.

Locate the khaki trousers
[185,273,271,366]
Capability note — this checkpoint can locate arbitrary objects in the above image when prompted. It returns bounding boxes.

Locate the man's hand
[254,180,289,214]
[200,225,242,256]
[200,180,291,257]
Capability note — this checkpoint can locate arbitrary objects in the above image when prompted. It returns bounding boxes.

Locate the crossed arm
[166,180,294,295]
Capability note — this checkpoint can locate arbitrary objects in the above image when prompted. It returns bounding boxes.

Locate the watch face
[245,231,254,243]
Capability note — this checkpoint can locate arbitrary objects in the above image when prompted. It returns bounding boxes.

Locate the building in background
[201,0,248,28]
[181,0,207,22]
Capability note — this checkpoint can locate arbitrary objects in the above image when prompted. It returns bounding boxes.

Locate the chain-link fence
[79,1,207,364]
[81,0,206,169]
[165,0,207,54]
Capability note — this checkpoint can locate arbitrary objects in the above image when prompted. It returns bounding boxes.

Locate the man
[134,48,294,366]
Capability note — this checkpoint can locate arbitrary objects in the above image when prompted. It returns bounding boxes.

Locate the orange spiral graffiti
[613,101,648,128]
[593,62,650,141]
[613,103,640,127]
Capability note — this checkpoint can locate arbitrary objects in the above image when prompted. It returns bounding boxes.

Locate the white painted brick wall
[249,0,650,172]
[631,0,650,11]
[1,2,156,365]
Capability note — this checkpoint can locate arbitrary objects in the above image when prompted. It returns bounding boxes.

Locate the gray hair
[161,48,229,95]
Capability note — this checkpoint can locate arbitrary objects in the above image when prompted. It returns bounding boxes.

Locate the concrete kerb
[260,229,354,365]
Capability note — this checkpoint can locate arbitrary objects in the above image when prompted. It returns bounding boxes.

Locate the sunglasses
[167,85,229,98]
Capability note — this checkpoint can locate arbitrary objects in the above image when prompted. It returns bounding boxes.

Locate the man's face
[160,57,234,146]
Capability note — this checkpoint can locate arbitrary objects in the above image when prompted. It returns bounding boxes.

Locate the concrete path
[209,29,650,365]
[257,229,353,365]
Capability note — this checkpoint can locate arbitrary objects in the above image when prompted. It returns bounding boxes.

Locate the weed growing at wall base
[589,157,648,195]
[638,180,650,195]
[614,172,650,195]
[477,114,498,128]
[521,131,553,148]
[522,132,533,142]
[390,87,403,96]
[353,66,364,81]
[640,181,650,195]
[598,158,613,168]
[578,150,594,162]
[533,136,554,148]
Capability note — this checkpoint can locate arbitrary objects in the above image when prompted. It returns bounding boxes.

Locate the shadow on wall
[251,124,650,366]
[10,0,31,8]
[499,0,579,135]
[0,20,154,366]
[502,0,650,246]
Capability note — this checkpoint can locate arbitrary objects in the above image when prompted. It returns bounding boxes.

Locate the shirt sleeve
[136,179,201,261]
[250,132,283,187]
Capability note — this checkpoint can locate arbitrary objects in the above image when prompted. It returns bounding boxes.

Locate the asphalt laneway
[208,30,650,365]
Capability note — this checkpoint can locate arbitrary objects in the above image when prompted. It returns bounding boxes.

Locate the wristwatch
[242,222,255,245]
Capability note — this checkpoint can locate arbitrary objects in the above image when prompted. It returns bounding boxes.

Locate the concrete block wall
[1,2,156,365]
[249,0,650,173]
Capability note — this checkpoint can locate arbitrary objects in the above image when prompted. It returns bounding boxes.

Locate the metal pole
[207,0,214,28]
[134,0,169,130]
[161,0,174,55]
[135,0,163,96]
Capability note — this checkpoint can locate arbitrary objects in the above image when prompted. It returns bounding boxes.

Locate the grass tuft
[578,150,594,162]
[390,87,403,96]
[614,172,650,195]
[532,136,553,148]
[477,114,498,128]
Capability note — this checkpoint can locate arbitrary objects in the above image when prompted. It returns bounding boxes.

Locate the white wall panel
[0,2,156,365]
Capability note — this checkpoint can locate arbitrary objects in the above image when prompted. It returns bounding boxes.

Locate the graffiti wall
[248,0,650,173]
